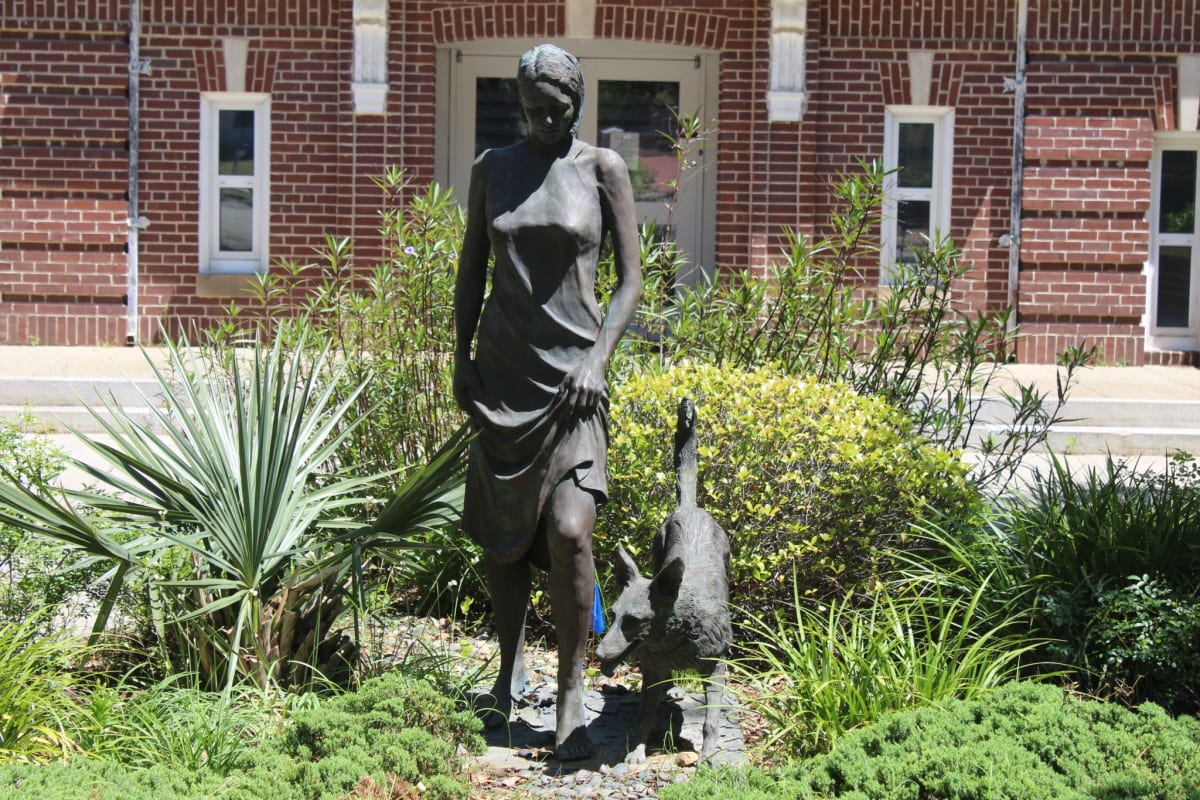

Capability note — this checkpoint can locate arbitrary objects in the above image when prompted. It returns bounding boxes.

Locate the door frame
[435,38,719,280]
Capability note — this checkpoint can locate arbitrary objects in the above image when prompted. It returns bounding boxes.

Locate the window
[199,93,271,274]
[1148,136,1200,350]
[439,43,717,283]
[881,107,953,282]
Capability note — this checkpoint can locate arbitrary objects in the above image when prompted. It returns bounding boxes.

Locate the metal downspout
[126,0,148,345]
[1005,0,1029,349]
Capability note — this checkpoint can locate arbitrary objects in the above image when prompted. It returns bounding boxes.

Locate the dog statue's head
[595,544,684,677]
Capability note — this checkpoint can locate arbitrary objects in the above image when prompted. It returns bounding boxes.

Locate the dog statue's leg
[700,660,727,763]
[627,668,667,765]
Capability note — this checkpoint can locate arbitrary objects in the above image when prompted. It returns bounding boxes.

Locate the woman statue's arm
[454,155,491,412]
[562,148,644,414]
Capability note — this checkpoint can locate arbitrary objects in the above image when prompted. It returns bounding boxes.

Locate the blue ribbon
[590,581,606,634]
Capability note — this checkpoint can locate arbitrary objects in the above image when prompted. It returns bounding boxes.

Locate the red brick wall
[1018,0,1198,365]
[803,1,1016,315]
[0,4,130,344]
[137,0,363,342]
[4,0,1200,364]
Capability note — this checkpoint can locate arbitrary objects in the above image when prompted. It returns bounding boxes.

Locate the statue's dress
[462,140,609,564]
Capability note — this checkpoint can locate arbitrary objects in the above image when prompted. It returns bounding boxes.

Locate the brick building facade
[2,1,1198,364]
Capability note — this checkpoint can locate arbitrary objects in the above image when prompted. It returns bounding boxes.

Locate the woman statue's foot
[553,691,592,761]
[555,725,593,761]
[472,690,511,730]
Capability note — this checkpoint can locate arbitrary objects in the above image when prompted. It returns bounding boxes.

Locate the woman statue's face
[520,79,576,147]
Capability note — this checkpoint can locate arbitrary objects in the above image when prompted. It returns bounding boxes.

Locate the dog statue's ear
[612,544,641,588]
[650,555,685,599]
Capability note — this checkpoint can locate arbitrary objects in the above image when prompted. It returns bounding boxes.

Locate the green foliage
[1004,453,1200,712]
[1083,574,1200,712]
[0,616,95,763]
[0,336,470,691]
[78,677,280,774]
[599,362,981,606]
[0,416,92,630]
[662,683,1200,800]
[612,161,1091,496]
[734,576,1041,759]
[211,173,485,620]
[0,675,483,800]
[212,170,464,473]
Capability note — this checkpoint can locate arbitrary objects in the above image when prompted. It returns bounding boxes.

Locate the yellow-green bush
[598,363,981,608]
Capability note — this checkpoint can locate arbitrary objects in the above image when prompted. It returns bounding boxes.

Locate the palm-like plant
[0,334,469,691]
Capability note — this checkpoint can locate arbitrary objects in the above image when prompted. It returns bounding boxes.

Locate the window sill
[196,273,262,298]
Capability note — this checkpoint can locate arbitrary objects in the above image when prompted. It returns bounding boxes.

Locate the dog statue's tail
[674,397,698,508]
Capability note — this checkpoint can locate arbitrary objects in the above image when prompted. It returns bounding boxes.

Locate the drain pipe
[126,0,150,345]
[1003,0,1029,349]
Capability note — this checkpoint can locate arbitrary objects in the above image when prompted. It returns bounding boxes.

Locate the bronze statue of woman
[453,44,643,761]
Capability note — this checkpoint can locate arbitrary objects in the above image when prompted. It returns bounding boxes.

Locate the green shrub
[209,174,485,621]
[662,682,1200,800]
[611,161,1091,497]
[211,170,464,474]
[598,362,981,607]
[0,416,94,631]
[0,674,484,800]
[0,760,223,800]
[1005,453,1200,712]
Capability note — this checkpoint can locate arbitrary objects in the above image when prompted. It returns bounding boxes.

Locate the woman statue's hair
[517,44,585,134]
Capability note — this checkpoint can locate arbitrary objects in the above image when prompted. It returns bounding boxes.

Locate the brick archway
[432,2,727,50]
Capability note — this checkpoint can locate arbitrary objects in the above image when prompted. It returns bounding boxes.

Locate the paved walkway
[2,344,1198,398]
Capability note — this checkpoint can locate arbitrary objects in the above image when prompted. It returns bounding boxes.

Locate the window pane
[474,77,524,156]
[218,110,256,176]
[597,80,681,202]
[1160,150,1197,234]
[897,122,934,188]
[897,199,931,263]
[219,188,253,252]
[1157,245,1192,328]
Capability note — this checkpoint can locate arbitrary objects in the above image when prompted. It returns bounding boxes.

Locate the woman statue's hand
[561,355,606,416]
[454,355,484,413]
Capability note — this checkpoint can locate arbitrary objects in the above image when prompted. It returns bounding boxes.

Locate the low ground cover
[660,682,1200,800]
[0,671,484,800]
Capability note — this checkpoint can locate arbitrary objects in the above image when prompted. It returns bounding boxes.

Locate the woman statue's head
[517,44,584,142]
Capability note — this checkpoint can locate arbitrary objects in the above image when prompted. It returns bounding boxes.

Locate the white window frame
[199,93,271,274]
[1146,132,1200,352]
[881,106,954,284]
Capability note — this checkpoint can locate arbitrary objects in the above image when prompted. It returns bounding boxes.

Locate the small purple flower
[404,245,417,256]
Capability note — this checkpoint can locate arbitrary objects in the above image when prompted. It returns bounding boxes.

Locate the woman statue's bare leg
[479,555,530,728]
[544,478,597,761]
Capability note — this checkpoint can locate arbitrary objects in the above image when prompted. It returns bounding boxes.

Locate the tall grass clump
[0,616,95,763]
[79,677,280,774]
[734,573,1041,760]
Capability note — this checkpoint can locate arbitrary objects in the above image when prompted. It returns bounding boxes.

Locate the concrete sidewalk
[2,345,1199,396]
[1,345,1198,457]
[0,345,168,380]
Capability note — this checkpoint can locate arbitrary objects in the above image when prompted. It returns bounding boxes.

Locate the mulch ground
[369,616,766,799]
